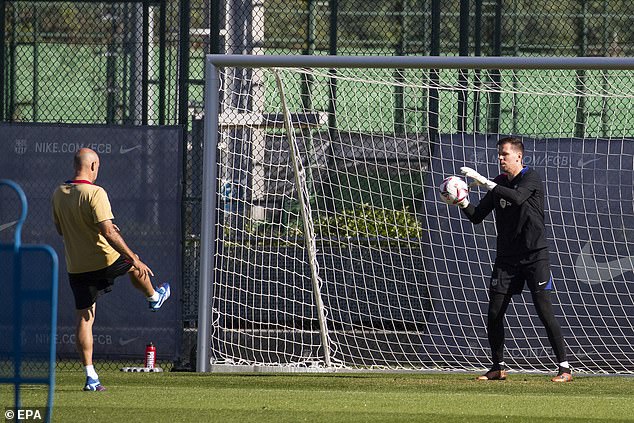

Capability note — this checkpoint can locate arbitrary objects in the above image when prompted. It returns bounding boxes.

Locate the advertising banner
[423,134,634,370]
[0,123,181,361]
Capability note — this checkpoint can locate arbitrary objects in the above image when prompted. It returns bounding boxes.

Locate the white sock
[147,291,159,302]
[85,365,98,379]
[559,361,570,370]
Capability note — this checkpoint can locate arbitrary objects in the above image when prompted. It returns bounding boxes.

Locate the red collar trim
[65,179,94,185]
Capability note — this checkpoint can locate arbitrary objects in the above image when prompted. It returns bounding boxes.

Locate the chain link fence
[1,0,180,124]
[2,0,633,371]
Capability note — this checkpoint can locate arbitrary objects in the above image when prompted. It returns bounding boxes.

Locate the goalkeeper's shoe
[551,367,573,383]
[149,282,171,312]
[476,368,507,381]
[83,376,106,391]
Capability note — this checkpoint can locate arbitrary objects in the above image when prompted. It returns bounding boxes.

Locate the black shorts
[68,255,133,310]
[490,249,553,295]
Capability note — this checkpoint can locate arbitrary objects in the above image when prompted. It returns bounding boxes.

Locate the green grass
[4,371,634,422]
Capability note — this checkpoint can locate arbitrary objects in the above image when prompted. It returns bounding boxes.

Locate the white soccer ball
[439,176,469,205]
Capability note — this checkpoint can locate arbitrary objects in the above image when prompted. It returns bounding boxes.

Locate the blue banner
[0,123,182,362]
[422,134,634,371]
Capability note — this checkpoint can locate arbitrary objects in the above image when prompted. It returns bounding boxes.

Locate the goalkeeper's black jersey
[462,167,548,257]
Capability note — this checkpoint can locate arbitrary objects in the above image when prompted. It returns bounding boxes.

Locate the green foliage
[315,204,422,240]
[6,0,634,54]
[237,203,422,243]
[262,0,634,55]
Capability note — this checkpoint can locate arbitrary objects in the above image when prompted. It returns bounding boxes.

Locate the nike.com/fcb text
[34,142,112,154]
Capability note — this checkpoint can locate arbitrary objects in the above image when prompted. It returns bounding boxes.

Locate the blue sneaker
[83,376,106,391]
[149,283,171,311]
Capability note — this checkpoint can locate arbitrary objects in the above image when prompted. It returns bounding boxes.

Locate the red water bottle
[145,342,156,369]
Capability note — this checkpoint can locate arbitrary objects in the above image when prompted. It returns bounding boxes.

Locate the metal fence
[2,0,633,371]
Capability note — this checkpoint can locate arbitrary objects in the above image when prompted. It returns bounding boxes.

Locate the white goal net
[199,56,634,374]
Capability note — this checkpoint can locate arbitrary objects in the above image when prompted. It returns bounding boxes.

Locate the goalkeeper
[456,136,571,382]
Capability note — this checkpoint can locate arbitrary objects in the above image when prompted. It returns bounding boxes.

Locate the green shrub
[314,204,422,240]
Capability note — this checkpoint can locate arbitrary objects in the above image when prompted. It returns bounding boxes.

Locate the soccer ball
[439,176,469,205]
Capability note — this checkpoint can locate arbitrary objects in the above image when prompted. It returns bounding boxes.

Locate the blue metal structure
[0,179,58,423]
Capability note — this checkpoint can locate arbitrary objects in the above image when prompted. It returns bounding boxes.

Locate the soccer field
[4,371,634,422]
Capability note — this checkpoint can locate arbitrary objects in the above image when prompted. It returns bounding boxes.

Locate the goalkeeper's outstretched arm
[461,166,535,206]
[490,168,543,206]
[491,184,533,205]
[461,191,494,224]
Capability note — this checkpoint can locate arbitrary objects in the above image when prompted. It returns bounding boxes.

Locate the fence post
[488,0,502,134]
[428,0,440,149]
[575,0,588,138]
[0,0,5,121]
[178,0,191,128]
[158,0,167,124]
[328,0,338,132]
[457,0,469,133]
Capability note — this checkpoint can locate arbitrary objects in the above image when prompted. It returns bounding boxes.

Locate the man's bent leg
[128,267,171,311]
[128,267,155,297]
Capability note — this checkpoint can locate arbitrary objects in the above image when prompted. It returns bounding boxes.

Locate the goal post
[199,55,634,373]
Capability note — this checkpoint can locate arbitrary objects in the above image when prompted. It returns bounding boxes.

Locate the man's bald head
[73,148,100,182]
[74,148,99,170]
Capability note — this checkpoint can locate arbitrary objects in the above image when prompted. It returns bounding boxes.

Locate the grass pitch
[4,370,634,422]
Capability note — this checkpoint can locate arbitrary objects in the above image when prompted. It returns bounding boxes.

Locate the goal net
[200,56,634,374]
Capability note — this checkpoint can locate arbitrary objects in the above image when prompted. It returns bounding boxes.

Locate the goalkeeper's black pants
[487,290,567,365]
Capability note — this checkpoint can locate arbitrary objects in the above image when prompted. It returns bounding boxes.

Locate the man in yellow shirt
[52,148,170,391]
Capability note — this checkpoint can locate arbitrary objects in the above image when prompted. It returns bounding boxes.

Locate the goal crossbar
[206,54,634,70]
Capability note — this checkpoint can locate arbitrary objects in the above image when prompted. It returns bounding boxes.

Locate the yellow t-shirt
[52,182,120,273]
